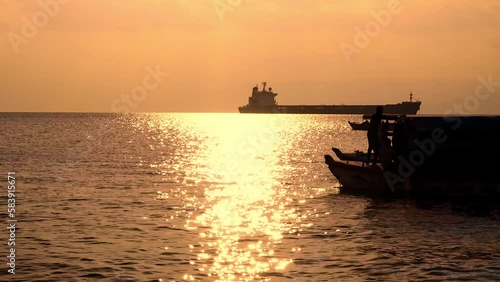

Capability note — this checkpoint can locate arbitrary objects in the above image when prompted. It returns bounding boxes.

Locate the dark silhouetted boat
[325,115,500,199]
[348,120,370,130]
[238,83,422,115]
[348,120,396,131]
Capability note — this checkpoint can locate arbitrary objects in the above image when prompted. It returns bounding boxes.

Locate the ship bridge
[247,82,277,107]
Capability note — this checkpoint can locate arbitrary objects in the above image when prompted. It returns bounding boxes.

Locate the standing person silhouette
[366,106,384,165]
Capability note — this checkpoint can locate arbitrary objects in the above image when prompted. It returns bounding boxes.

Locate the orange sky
[1,0,499,113]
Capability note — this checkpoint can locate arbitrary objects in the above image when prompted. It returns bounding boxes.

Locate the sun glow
[180,114,295,281]
[149,114,328,280]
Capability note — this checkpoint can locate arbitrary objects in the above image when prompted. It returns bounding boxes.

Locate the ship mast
[262,82,267,92]
[410,92,413,102]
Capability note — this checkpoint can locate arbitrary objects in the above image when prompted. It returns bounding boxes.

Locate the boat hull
[324,155,500,199]
[239,102,421,115]
[325,155,393,196]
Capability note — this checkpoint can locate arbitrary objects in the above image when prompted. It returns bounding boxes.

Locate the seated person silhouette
[379,137,395,171]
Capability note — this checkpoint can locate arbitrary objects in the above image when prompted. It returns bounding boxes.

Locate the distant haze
[1,0,499,114]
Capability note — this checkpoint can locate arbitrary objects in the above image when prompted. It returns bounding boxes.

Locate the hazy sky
[1,0,499,113]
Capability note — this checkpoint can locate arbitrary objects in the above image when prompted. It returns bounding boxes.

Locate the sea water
[0,113,498,281]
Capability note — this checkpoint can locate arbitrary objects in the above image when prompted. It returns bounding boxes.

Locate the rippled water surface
[0,113,498,281]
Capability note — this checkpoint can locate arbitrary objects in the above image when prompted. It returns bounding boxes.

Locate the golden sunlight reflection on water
[180,114,301,281]
[148,113,349,281]
[9,113,500,281]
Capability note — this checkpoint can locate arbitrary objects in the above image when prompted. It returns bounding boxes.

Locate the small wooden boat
[325,152,500,198]
[348,120,394,131]
[324,154,396,196]
[331,147,374,163]
[348,121,370,131]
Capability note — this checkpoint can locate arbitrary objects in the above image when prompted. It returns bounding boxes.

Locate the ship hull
[239,102,421,115]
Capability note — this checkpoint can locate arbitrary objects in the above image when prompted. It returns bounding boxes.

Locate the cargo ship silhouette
[238,82,421,115]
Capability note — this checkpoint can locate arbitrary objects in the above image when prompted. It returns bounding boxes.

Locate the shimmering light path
[1,113,498,281]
